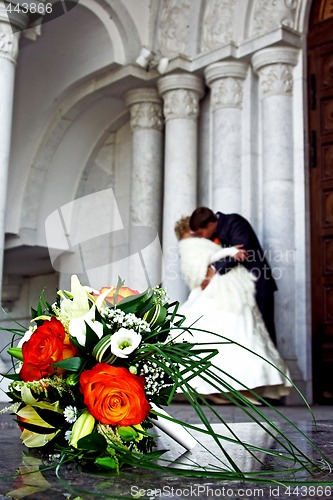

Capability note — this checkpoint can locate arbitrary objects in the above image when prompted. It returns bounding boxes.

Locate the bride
[174,217,292,404]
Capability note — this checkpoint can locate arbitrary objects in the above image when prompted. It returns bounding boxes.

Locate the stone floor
[0,403,333,500]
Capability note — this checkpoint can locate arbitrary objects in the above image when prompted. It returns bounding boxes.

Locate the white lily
[17,402,62,448]
[110,328,141,358]
[94,286,114,312]
[59,275,91,319]
[69,305,103,346]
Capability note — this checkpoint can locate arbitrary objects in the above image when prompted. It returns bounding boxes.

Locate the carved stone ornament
[317,0,333,22]
[210,77,245,110]
[252,46,299,98]
[0,28,19,63]
[129,102,163,131]
[157,0,191,56]
[201,0,235,52]
[163,89,200,120]
[257,63,294,97]
[250,0,298,36]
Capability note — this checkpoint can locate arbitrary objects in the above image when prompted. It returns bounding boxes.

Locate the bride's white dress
[176,238,292,398]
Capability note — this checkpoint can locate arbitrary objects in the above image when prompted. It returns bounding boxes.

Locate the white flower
[69,306,103,346]
[110,328,141,358]
[59,275,91,319]
[63,405,78,424]
[17,326,36,347]
[64,430,73,443]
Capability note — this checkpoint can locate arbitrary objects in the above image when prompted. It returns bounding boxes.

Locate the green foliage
[77,433,108,452]
[51,357,85,372]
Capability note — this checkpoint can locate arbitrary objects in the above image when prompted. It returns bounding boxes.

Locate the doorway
[307,0,333,403]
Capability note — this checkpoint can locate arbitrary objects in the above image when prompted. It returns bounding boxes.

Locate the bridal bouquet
[1,275,332,482]
[2,275,193,472]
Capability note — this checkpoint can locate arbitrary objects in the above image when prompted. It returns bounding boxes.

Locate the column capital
[125,88,163,132]
[0,3,29,63]
[158,73,204,97]
[252,47,299,99]
[125,88,162,107]
[158,73,204,121]
[252,46,299,73]
[204,61,248,86]
[204,61,248,110]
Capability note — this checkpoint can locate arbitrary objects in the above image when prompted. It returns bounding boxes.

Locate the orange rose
[20,317,74,382]
[99,286,139,305]
[80,363,150,426]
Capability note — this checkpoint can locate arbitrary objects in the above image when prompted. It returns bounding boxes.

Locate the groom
[189,207,278,346]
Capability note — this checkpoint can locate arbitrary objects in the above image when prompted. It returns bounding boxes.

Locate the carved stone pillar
[125,88,164,290]
[126,89,163,232]
[252,47,300,382]
[0,6,28,299]
[204,61,248,212]
[158,74,204,302]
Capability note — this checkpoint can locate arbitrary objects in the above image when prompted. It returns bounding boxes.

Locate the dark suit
[212,212,277,345]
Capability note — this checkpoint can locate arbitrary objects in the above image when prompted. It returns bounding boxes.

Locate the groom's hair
[189,207,217,230]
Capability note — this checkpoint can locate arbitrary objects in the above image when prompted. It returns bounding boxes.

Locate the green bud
[129,365,137,375]
[117,426,138,442]
[95,456,118,470]
[7,347,23,361]
[66,373,80,386]
[70,410,95,448]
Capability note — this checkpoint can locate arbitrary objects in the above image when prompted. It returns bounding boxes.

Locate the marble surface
[1,410,333,500]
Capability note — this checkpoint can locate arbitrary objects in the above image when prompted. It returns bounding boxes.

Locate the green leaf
[51,356,84,372]
[37,298,43,317]
[1,372,21,381]
[7,347,23,361]
[92,334,113,363]
[84,322,101,351]
[77,433,107,452]
[95,456,118,470]
[15,419,56,435]
[31,307,38,320]
[32,407,63,428]
[136,295,156,317]
[143,304,167,328]
[117,290,152,314]
[137,449,167,460]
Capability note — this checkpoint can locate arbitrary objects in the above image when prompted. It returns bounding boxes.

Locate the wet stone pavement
[0,404,333,500]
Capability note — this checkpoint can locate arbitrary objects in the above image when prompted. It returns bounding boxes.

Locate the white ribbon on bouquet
[150,403,197,451]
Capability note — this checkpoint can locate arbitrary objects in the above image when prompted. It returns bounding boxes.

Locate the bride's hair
[174,216,191,240]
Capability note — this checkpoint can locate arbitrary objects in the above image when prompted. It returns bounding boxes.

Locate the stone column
[125,88,164,290]
[0,6,28,300]
[204,61,248,212]
[252,47,300,377]
[158,74,204,302]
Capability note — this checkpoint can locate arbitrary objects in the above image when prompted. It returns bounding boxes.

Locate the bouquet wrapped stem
[150,403,196,450]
